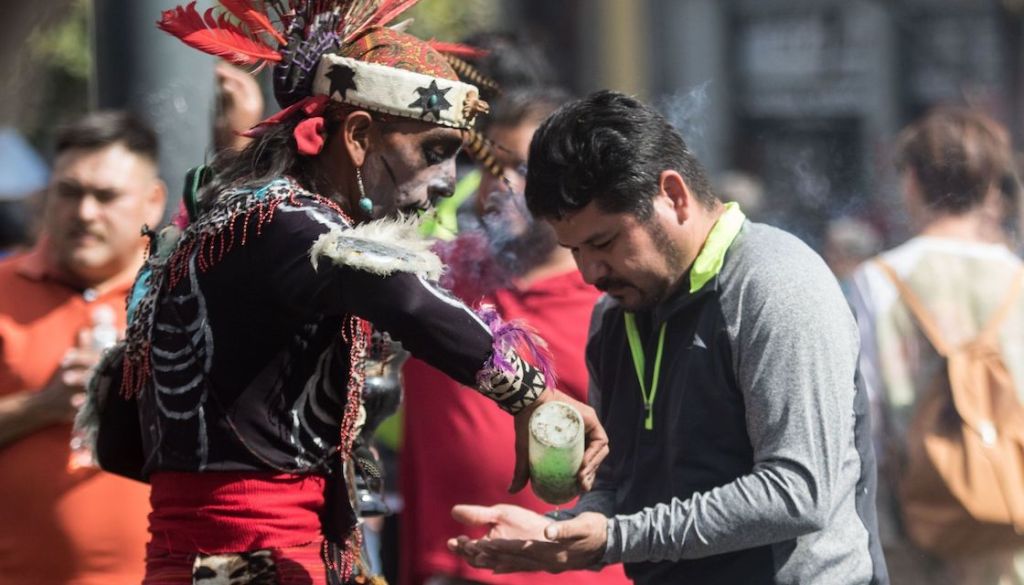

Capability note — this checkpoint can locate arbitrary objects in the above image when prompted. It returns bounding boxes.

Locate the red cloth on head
[342,27,458,80]
[294,117,327,155]
[244,27,460,144]
[242,95,331,139]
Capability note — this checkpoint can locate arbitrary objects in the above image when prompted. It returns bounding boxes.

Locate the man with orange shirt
[0,111,166,584]
[400,88,629,585]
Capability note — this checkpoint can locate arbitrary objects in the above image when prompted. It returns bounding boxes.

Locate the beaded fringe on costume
[121,180,347,399]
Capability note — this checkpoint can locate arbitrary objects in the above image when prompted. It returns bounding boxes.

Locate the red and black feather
[219,0,288,45]
[359,0,423,34]
[429,41,489,60]
[157,2,282,66]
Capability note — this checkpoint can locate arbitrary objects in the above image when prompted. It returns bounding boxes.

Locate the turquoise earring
[356,167,372,214]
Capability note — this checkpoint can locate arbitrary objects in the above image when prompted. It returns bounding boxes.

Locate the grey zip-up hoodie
[573,212,888,585]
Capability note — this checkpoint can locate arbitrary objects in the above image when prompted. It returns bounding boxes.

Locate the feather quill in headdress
[160,0,430,66]
[357,0,424,37]
[158,2,282,66]
[428,41,489,60]
[219,0,288,44]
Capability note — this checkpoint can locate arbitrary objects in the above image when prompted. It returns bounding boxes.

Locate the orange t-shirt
[0,246,150,585]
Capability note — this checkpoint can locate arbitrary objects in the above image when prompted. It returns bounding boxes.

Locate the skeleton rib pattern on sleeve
[259,198,547,413]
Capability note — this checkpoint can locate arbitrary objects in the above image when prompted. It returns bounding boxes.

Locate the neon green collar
[689,202,745,293]
[620,203,744,432]
[623,314,666,431]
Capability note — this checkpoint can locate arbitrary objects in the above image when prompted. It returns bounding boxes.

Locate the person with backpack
[849,107,1024,585]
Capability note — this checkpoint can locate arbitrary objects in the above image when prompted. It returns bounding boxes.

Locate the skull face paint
[358,119,462,217]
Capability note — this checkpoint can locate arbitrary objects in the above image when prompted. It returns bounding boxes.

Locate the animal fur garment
[309,214,443,281]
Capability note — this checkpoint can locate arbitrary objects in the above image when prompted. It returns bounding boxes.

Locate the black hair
[54,111,159,164]
[196,106,349,213]
[524,90,717,221]
[481,87,571,134]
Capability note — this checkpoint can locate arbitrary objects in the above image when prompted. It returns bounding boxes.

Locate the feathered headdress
[158,0,492,154]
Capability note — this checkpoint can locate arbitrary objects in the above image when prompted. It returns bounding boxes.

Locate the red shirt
[400,269,628,585]
[0,245,151,585]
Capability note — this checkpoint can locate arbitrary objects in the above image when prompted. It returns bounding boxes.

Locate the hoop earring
[356,167,373,214]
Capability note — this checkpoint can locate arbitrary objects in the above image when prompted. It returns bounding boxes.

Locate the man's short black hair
[524,90,716,221]
[55,111,159,164]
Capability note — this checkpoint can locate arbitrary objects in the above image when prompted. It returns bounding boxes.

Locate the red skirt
[143,471,330,584]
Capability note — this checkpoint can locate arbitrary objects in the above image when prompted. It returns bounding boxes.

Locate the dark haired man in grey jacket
[449,90,888,585]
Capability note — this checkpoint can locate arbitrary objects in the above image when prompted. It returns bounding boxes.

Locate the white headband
[312,54,483,129]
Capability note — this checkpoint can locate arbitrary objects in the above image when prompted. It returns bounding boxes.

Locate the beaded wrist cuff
[476,351,546,414]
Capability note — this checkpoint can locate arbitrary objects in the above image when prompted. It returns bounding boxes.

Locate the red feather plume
[157,2,282,66]
[360,0,424,34]
[218,0,287,45]
[428,41,489,60]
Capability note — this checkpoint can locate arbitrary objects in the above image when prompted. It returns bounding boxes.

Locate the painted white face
[359,119,463,217]
[551,200,685,311]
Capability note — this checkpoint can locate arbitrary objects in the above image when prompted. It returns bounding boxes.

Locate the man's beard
[594,275,668,311]
[594,219,684,311]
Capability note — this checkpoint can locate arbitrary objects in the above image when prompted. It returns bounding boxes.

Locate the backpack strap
[875,260,1024,353]
[976,266,1024,344]
[874,259,952,357]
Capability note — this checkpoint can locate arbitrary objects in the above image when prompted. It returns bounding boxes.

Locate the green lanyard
[623,313,667,431]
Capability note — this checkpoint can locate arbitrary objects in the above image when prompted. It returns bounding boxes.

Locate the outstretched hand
[448,505,608,574]
[450,504,551,541]
[509,390,609,494]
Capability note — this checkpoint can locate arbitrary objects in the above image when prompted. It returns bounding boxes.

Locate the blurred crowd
[1,24,1023,585]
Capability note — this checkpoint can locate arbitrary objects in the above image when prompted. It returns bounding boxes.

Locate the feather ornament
[161,0,428,65]
[219,0,288,45]
[341,0,381,39]
[477,305,557,391]
[464,129,503,178]
[429,41,488,60]
[309,215,444,281]
[356,0,423,38]
[444,54,499,94]
[158,2,282,66]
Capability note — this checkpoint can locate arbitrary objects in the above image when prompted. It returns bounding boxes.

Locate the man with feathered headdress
[79,2,609,583]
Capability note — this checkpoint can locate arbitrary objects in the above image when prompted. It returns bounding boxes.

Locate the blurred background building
[3,0,1023,245]
[510,0,1024,248]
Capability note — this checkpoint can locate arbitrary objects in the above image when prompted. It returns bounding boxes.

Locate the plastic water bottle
[528,401,584,505]
[89,305,119,351]
[68,305,119,470]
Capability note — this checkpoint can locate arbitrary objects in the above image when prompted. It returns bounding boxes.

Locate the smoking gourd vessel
[528,401,584,505]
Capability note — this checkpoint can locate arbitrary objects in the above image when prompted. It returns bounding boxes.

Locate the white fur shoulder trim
[309,215,443,281]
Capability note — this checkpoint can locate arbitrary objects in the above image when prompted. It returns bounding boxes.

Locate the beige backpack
[876,260,1024,557]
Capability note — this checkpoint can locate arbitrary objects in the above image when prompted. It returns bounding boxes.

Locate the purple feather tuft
[476,304,557,390]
